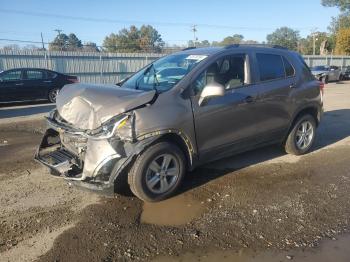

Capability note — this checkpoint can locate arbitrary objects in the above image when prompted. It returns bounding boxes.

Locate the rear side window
[256,53,285,81]
[47,71,58,79]
[283,57,295,77]
[26,70,44,80]
[297,55,315,81]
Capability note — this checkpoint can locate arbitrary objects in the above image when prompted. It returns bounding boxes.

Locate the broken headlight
[86,113,134,141]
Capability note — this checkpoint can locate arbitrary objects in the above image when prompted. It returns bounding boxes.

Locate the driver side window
[193,54,247,95]
[0,70,22,81]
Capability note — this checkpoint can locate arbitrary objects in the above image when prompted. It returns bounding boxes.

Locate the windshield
[120,54,208,92]
[311,66,328,71]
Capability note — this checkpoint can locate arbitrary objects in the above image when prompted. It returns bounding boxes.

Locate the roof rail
[224,44,288,50]
[182,47,196,51]
[224,44,240,49]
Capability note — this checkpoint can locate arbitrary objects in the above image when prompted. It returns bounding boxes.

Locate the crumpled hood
[56,83,156,130]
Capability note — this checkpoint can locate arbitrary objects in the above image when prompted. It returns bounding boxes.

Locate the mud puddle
[141,194,205,226]
[154,234,350,262]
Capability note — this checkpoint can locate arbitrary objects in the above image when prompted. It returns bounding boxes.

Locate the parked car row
[0,68,78,103]
[1,62,349,105]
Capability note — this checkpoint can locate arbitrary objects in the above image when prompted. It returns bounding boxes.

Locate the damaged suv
[35,45,323,202]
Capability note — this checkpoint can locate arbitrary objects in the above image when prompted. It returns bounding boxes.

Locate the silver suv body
[311,65,342,84]
[35,45,323,202]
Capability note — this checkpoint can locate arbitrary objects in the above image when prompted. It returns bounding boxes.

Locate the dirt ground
[1,82,350,262]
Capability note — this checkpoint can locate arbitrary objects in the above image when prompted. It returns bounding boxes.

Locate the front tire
[338,74,343,82]
[128,141,186,202]
[48,88,59,103]
[284,114,316,156]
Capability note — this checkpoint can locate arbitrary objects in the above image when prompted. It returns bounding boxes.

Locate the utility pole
[191,25,197,47]
[40,32,45,50]
[41,32,49,69]
[311,28,318,56]
[54,29,63,51]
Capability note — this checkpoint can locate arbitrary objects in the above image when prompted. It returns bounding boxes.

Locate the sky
[0,0,340,48]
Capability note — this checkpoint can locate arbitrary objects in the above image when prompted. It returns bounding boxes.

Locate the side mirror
[199,82,225,106]
[330,68,335,71]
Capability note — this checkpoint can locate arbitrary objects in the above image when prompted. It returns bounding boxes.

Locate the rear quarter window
[297,55,315,81]
[256,53,285,81]
[46,71,58,79]
[282,57,295,77]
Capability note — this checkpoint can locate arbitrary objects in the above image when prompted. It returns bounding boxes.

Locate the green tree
[188,40,211,47]
[139,25,164,52]
[322,1,350,53]
[243,40,259,44]
[103,25,164,53]
[322,0,350,11]
[266,27,300,50]
[328,12,350,34]
[82,42,100,52]
[298,32,334,55]
[49,33,69,51]
[67,33,82,51]
[49,33,84,51]
[220,34,244,45]
[335,27,350,54]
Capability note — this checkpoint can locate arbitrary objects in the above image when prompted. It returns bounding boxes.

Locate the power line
[0,8,315,31]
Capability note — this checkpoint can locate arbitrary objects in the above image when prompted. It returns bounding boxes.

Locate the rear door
[23,69,50,100]
[0,69,24,102]
[251,52,295,139]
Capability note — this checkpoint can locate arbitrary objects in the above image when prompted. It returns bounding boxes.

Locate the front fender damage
[35,112,165,195]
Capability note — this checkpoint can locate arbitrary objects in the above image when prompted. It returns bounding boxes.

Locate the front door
[190,53,261,161]
[0,69,24,102]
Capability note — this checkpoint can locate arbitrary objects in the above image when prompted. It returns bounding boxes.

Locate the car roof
[1,68,60,74]
[176,45,295,56]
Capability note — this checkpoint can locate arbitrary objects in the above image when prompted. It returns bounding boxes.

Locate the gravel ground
[0,82,350,262]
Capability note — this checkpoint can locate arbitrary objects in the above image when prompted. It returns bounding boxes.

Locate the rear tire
[48,88,59,103]
[284,114,316,156]
[128,141,186,202]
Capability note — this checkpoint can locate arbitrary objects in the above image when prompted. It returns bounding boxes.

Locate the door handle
[43,80,52,83]
[244,96,254,103]
[15,83,24,86]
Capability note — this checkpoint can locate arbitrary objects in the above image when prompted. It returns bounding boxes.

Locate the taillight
[319,81,324,103]
[68,78,79,83]
[319,81,324,95]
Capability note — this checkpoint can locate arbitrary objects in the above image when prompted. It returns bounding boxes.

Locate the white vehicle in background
[311,65,343,84]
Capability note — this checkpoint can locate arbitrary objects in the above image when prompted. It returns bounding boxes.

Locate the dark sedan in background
[343,66,350,80]
[0,68,78,103]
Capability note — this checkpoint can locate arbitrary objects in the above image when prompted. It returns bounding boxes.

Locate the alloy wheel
[145,154,179,194]
[295,120,314,150]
